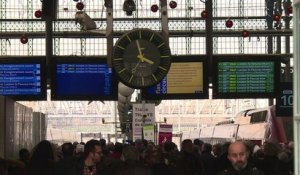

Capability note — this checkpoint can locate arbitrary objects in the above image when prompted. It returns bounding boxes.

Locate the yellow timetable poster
[167,62,203,93]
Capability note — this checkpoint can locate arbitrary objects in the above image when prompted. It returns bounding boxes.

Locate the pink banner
[158,124,172,145]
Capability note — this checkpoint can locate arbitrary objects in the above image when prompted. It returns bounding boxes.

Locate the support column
[160,0,169,43]
[0,96,5,157]
[106,0,113,67]
[293,1,300,175]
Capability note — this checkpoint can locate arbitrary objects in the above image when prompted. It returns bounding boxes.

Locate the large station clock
[112,28,172,89]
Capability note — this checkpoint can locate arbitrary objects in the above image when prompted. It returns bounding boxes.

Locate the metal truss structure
[1,0,294,137]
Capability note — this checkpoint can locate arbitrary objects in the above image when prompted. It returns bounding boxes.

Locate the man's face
[227,142,249,171]
[92,145,102,163]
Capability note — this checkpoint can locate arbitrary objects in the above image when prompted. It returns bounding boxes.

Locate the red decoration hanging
[225,19,233,28]
[20,35,28,44]
[34,10,42,18]
[287,6,293,14]
[151,4,159,12]
[273,14,281,22]
[76,2,84,10]
[169,1,177,9]
[201,10,208,19]
[242,30,249,38]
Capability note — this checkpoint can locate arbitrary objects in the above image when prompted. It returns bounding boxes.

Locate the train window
[250,110,268,123]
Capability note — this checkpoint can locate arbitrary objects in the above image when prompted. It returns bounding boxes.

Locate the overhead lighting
[123,0,136,16]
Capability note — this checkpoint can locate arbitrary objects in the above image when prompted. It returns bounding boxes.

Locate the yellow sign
[167,62,203,93]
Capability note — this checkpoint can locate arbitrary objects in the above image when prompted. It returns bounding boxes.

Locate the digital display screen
[51,57,117,100]
[213,56,280,99]
[276,82,293,116]
[0,57,46,100]
[142,55,208,99]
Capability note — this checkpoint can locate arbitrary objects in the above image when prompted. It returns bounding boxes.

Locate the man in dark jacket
[56,142,77,175]
[217,141,264,175]
[175,139,206,175]
[200,143,216,175]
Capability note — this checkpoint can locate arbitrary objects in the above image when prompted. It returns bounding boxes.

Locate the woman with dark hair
[26,140,56,175]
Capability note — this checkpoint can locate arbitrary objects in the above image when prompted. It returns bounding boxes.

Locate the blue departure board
[213,56,280,99]
[51,57,117,100]
[142,55,208,100]
[0,57,46,100]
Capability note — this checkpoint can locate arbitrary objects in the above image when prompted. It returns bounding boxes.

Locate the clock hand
[136,40,144,61]
[136,40,154,65]
[137,55,154,65]
[132,61,141,73]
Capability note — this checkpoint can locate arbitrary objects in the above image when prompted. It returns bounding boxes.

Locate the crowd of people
[0,138,294,175]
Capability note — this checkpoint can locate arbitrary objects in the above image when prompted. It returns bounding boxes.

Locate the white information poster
[143,124,155,142]
[132,103,155,141]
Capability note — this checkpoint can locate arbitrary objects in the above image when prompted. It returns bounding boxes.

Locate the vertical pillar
[293,1,300,175]
[0,1,7,56]
[45,19,53,83]
[238,0,244,54]
[160,0,169,43]
[114,101,118,143]
[0,96,5,157]
[186,0,191,54]
[266,0,275,106]
[266,0,274,54]
[206,0,213,85]
[106,0,113,67]
[284,0,292,82]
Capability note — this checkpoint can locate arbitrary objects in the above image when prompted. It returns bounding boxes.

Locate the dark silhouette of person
[26,140,56,175]
[56,142,77,175]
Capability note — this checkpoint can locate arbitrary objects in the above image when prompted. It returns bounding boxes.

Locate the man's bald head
[227,141,250,171]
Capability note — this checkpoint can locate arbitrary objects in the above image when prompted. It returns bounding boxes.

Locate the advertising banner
[132,103,155,141]
[158,124,173,145]
[143,124,155,142]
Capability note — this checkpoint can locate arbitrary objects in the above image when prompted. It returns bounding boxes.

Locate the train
[181,105,293,145]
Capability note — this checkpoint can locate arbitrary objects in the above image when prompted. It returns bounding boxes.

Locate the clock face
[113,29,172,89]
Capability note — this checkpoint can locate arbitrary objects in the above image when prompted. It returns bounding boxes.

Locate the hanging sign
[132,103,155,141]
